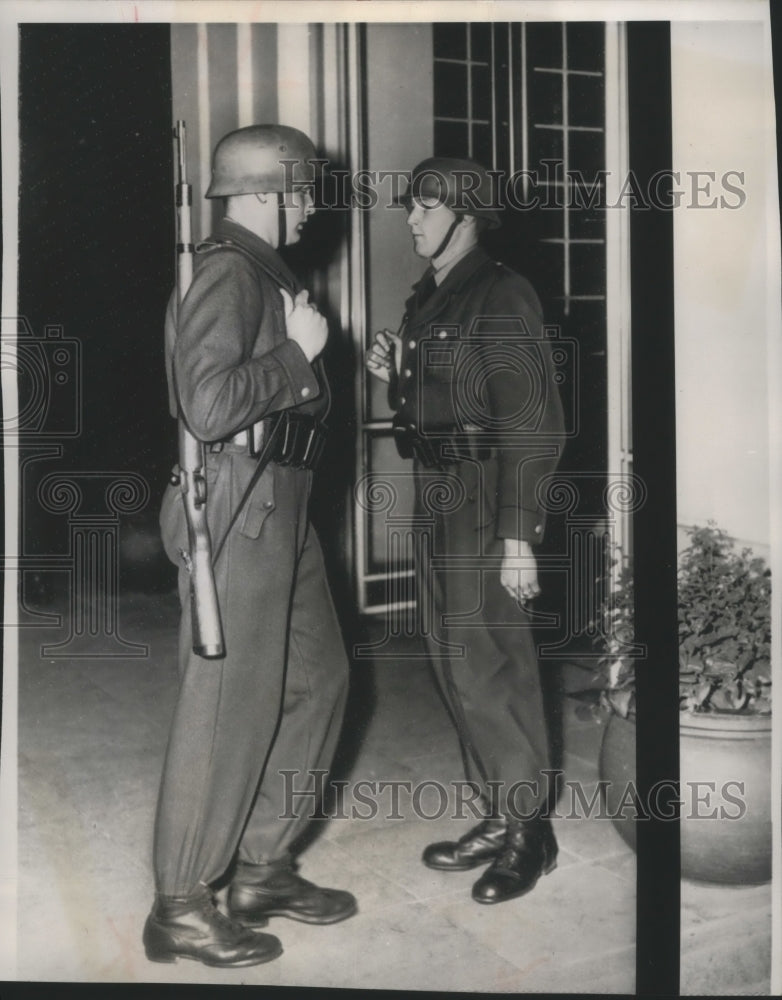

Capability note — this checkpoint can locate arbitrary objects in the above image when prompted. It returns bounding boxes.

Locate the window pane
[565,22,604,71]
[569,202,606,238]
[568,73,605,128]
[529,124,563,164]
[567,299,606,354]
[470,22,492,62]
[433,22,467,60]
[471,63,491,121]
[526,22,563,68]
[536,241,565,300]
[529,68,563,124]
[536,206,565,242]
[570,241,607,297]
[471,123,492,167]
[434,60,468,119]
[569,128,605,177]
[434,119,469,158]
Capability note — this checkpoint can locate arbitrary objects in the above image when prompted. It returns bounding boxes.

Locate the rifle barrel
[171,119,225,659]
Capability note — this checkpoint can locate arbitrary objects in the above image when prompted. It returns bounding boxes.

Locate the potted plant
[595,523,772,884]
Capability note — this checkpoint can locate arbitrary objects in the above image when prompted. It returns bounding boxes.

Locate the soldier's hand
[366,329,402,383]
[500,538,541,607]
[281,287,328,362]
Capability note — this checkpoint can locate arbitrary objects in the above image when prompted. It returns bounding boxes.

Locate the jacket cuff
[496,506,546,544]
[271,339,321,405]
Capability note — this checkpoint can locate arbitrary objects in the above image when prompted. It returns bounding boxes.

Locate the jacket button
[534,524,542,534]
[403,368,412,378]
[301,386,311,398]
[400,396,406,405]
[408,339,417,349]
[438,330,448,340]
[263,500,274,510]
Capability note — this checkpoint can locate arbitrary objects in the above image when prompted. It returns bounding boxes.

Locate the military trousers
[154,449,349,896]
[413,457,551,819]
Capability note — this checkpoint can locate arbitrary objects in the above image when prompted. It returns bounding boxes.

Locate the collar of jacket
[206,217,301,294]
[405,245,494,323]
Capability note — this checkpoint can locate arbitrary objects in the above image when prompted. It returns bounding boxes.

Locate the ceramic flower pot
[599,710,772,884]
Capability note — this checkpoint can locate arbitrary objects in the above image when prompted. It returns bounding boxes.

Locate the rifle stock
[173,120,225,658]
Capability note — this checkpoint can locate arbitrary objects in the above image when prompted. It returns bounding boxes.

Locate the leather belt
[209,421,264,456]
[392,422,492,468]
[210,413,327,470]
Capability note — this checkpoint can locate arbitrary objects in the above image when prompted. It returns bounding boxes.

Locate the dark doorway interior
[18,24,175,587]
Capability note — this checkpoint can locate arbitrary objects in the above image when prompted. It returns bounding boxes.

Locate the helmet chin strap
[431,214,463,262]
[277,192,286,249]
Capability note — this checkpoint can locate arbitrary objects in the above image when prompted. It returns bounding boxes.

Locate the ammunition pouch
[208,412,327,471]
[209,412,327,470]
[270,411,328,470]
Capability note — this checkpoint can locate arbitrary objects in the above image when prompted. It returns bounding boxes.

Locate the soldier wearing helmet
[367,155,565,906]
[146,125,355,968]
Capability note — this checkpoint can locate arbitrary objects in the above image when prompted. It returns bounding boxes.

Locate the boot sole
[422,857,496,872]
[229,900,358,927]
[144,940,283,967]
[472,858,558,905]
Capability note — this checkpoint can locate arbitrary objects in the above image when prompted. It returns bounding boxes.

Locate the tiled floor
[10,588,772,992]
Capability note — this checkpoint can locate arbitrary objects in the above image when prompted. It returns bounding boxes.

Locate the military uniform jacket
[390,245,564,544]
[164,217,328,440]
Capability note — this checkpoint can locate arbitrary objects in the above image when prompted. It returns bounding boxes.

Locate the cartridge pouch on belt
[210,412,328,470]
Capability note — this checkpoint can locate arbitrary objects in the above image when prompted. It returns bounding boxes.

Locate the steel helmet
[398,156,502,229]
[205,124,318,198]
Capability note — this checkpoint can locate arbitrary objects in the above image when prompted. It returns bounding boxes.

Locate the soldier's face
[284,185,315,245]
[406,197,457,259]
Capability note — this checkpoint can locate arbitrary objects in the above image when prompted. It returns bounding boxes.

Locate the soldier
[144,125,356,968]
[366,157,565,905]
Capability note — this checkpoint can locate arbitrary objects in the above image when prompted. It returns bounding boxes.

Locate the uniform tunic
[391,245,564,816]
[154,218,348,896]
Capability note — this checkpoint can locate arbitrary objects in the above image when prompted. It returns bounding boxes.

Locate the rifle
[172,119,225,658]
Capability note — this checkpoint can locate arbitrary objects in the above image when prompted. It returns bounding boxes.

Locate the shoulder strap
[196,238,299,295]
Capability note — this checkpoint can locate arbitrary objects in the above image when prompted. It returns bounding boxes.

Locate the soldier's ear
[466,215,489,236]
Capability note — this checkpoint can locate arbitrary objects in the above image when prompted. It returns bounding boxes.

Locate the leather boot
[422,818,507,871]
[228,858,357,926]
[142,884,282,967]
[471,817,558,904]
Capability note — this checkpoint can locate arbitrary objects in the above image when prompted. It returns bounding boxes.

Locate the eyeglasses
[405,196,445,214]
